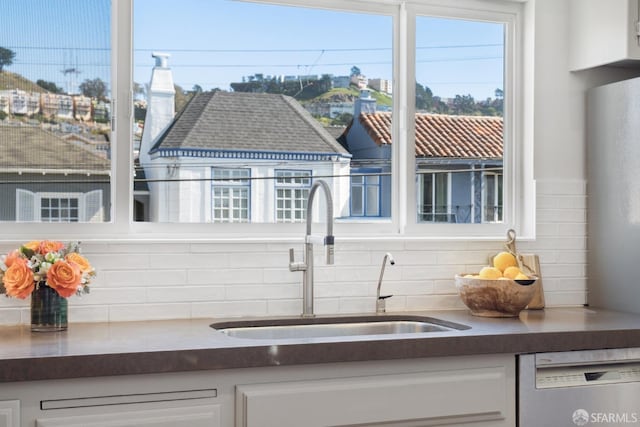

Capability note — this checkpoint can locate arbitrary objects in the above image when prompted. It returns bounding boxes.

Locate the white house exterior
[138,55,352,223]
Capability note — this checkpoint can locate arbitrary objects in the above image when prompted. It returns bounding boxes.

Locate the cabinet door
[0,401,19,427]
[236,366,511,427]
[35,404,220,427]
[570,0,640,70]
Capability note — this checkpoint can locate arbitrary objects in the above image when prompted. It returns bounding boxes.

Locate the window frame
[0,0,533,241]
[211,168,252,223]
[274,169,312,223]
[350,168,382,218]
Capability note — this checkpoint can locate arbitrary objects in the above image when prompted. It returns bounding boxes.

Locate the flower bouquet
[0,241,94,331]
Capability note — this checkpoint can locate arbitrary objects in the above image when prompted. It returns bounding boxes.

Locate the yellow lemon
[503,266,522,279]
[479,266,503,279]
[515,272,530,280]
[493,251,518,272]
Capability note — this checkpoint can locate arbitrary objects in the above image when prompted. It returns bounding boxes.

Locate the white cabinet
[0,353,515,427]
[236,354,515,427]
[0,372,227,427]
[570,0,640,70]
[0,401,19,427]
[35,405,220,427]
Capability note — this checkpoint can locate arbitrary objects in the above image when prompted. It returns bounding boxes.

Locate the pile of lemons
[469,251,530,280]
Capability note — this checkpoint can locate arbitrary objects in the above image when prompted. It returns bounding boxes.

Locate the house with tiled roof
[0,125,111,222]
[138,54,351,223]
[340,91,503,223]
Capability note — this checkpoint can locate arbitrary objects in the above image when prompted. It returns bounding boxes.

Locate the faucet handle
[325,235,334,265]
[288,248,306,272]
[376,295,392,313]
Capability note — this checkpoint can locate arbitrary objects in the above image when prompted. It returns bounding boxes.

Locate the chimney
[139,52,175,166]
[353,89,376,117]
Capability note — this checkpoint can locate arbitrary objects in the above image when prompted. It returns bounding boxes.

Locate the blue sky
[1,0,503,100]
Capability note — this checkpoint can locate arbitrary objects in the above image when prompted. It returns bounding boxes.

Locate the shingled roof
[151,91,349,156]
[0,126,110,172]
[358,112,503,159]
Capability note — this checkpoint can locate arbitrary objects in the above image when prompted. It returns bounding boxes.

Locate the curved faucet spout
[289,179,335,318]
[306,179,334,264]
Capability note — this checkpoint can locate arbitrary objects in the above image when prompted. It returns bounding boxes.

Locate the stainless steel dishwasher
[519,348,640,426]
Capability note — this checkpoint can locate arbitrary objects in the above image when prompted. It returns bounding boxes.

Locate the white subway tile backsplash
[0,178,590,325]
[109,303,192,322]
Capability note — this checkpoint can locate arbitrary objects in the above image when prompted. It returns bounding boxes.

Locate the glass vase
[31,283,68,332]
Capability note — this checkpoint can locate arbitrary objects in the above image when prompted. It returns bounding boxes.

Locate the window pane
[0,0,112,223]
[133,0,392,223]
[415,16,504,224]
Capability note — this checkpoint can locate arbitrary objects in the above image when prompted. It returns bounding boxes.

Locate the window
[211,168,250,223]
[0,0,112,224]
[133,0,391,225]
[483,170,503,223]
[275,170,311,223]
[351,169,381,217]
[418,171,451,223]
[15,189,104,223]
[413,14,506,228]
[0,0,530,239]
[41,197,79,223]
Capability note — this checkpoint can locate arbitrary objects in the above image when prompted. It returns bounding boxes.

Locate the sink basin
[210,315,469,340]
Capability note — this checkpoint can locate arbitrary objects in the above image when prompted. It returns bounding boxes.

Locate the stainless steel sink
[210,315,469,340]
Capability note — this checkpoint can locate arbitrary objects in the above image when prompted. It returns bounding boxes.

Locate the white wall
[1,0,638,324]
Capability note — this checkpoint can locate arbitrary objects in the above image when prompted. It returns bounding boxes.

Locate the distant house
[138,54,351,223]
[0,126,111,222]
[340,91,503,223]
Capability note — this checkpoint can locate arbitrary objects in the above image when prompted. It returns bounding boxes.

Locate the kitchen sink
[210,315,469,340]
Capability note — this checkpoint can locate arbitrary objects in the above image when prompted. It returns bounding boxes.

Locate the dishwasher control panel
[536,362,640,388]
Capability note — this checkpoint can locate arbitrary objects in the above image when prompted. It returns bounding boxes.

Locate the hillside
[0,71,46,93]
[306,86,392,107]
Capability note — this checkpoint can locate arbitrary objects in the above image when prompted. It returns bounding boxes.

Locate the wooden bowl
[454,274,537,317]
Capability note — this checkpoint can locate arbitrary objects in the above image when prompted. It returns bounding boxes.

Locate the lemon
[493,251,518,272]
[503,266,522,279]
[515,272,530,280]
[479,266,503,279]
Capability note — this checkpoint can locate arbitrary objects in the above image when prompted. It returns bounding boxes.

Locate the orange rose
[22,241,40,252]
[4,250,23,268]
[65,253,92,274]
[47,260,81,298]
[38,240,64,255]
[2,258,35,299]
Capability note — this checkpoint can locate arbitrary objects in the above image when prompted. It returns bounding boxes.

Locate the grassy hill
[308,86,392,107]
[0,71,46,93]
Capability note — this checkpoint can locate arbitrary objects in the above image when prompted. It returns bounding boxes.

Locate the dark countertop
[2,307,640,383]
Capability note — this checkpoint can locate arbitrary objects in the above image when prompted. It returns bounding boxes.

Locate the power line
[6,43,501,53]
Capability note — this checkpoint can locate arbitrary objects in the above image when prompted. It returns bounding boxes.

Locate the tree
[452,94,476,115]
[37,80,63,94]
[331,112,353,126]
[415,82,434,111]
[0,47,16,72]
[350,66,361,77]
[79,78,108,100]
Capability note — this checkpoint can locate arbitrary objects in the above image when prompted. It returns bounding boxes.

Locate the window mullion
[113,0,134,233]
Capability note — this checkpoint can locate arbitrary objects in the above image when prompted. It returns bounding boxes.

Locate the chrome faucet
[289,179,335,317]
[376,252,395,313]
